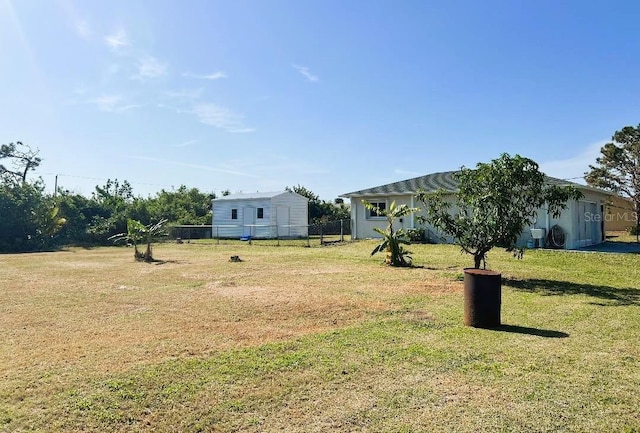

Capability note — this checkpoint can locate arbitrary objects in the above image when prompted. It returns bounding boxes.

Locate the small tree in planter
[362,200,420,267]
[417,153,582,326]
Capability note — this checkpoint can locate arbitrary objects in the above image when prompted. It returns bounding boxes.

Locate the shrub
[406,228,426,242]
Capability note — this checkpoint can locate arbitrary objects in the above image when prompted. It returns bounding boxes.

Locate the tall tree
[585,124,640,240]
[0,141,41,184]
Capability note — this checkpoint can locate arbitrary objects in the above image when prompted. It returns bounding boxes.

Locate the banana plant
[362,200,420,267]
[109,218,167,262]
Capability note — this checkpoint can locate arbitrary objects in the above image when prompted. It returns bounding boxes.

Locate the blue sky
[2,0,640,201]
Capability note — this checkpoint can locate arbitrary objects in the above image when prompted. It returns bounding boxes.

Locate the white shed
[212,191,309,239]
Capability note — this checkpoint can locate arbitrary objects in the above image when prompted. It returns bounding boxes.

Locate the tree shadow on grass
[490,324,569,338]
[503,277,640,307]
[148,259,181,265]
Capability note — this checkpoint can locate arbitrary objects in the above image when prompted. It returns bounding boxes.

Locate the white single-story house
[341,171,611,250]
[212,191,309,239]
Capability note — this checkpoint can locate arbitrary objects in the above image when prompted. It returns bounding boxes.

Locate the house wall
[351,189,609,249]
[351,195,415,239]
[563,191,607,249]
[271,193,309,237]
[523,190,608,249]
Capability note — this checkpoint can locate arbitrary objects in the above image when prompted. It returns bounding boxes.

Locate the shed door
[277,207,290,237]
[243,207,254,237]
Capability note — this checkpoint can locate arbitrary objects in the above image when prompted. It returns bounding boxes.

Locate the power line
[41,172,176,189]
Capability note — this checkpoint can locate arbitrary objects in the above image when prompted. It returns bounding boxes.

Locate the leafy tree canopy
[146,186,214,225]
[418,153,582,269]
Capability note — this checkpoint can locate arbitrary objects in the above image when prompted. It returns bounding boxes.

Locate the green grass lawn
[1,241,639,432]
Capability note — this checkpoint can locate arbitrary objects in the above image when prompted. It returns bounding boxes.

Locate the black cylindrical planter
[463,268,501,328]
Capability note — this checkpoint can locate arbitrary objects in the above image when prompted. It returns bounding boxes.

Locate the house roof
[341,171,459,197]
[212,191,309,201]
[341,171,611,197]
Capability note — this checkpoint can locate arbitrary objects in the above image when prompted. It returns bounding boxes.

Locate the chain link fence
[169,219,352,247]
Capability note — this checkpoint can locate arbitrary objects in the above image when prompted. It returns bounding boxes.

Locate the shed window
[231,209,238,220]
[368,201,386,218]
[257,207,264,219]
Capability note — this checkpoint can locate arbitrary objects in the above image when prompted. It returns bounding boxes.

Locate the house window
[368,201,386,218]
[231,209,238,220]
[257,207,264,219]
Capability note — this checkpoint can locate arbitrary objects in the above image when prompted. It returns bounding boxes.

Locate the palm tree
[362,200,420,267]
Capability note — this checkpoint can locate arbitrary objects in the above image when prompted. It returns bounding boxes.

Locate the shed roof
[341,171,611,197]
[212,191,309,201]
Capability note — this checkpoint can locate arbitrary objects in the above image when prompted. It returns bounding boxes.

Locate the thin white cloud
[132,156,258,177]
[157,103,186,113]
[394,169,423,178]
[292,64,319,82]
[170,139,198,148]
[90,95,140,112]
[539,140,606,183]
[182,71,227,80]
[192,103,254,133]
[164,88,203,100]
[131,56,167,80]
[104,28,129,50]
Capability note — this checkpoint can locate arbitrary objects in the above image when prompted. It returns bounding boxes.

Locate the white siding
[272,192,309,237]
[351,195,414,239]
[212,191,308,239]
[350,190,609,249]
[561,191,607,249]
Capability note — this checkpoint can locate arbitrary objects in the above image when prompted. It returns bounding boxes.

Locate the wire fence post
[340,219,344,242]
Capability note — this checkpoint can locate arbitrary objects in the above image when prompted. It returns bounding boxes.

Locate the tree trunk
[133,243,142,261]
[145,242,153,262]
